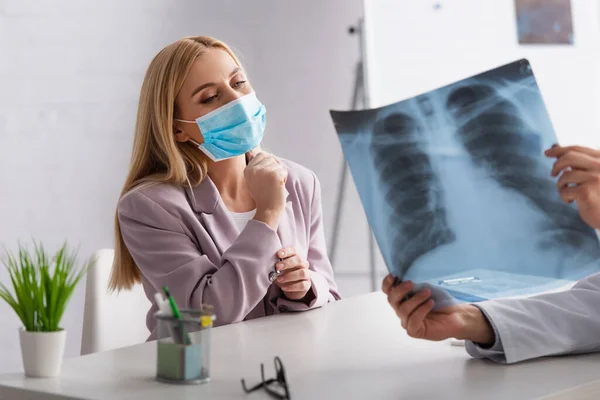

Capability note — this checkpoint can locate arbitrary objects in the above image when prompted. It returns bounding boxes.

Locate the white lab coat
[465,272,600,364]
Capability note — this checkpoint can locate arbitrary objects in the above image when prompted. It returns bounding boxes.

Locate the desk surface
[1,292,599,400]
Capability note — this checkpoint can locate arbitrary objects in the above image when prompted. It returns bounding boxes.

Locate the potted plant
[0,242,92,377]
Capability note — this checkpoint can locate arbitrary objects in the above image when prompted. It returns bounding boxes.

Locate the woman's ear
[173,122,190,143]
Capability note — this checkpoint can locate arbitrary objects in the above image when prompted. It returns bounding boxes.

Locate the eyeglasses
[241,356,291,399]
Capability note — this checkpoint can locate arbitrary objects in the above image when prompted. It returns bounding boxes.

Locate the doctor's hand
[245,151,288,229]
[546,145,600,230]
[382,275,494,345]
[275,246,313,302]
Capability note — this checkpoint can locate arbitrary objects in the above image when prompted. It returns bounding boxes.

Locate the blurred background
[1,0,599,373]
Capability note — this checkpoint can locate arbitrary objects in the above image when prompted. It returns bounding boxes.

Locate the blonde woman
[110,36,341,338]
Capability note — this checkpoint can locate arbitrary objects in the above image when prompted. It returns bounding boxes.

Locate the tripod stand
[329,19,378,292]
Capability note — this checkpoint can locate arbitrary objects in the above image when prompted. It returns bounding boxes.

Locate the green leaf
[0,241,92,332]
[0,282,26,326]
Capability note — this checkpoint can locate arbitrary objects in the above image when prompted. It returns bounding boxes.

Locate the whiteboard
[363,0,600,147]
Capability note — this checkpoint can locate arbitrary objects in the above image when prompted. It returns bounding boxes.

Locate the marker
[154,293,171,316]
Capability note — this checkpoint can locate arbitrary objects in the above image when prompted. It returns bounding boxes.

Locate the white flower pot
[19,328,67,378]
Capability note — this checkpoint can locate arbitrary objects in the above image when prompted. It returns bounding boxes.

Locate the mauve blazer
[117,159,341,339]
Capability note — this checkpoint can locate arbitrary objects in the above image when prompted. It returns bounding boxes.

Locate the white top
[227,209,256,233]
[1,293,600,400]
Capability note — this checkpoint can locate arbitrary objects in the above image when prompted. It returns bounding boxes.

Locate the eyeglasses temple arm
[241,379,265,393]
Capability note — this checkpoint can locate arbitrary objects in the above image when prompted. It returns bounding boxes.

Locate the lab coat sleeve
[465,272,600,364]
[464,306,507,363]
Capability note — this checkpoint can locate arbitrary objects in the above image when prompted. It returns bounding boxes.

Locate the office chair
[81,248,150,355]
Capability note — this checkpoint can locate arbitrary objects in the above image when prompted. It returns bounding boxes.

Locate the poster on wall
[330,59,600,308]
[515,0,574,44]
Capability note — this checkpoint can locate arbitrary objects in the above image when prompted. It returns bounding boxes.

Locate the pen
[162,286,191,345]
[154,292,181,342]
[163,286,182,319]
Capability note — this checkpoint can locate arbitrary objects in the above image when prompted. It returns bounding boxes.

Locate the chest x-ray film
[330,59,600,307]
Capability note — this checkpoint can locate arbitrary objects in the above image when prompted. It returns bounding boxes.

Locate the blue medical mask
[176,92,266,161]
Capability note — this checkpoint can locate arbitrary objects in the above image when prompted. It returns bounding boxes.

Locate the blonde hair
[109,36,241,291]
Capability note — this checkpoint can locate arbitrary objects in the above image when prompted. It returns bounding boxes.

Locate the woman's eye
[234,80,247,88]
[201,95,218,104]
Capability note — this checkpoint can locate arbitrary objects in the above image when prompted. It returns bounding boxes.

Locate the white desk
[1,292,600,399]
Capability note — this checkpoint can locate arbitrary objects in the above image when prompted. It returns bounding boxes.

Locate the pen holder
[155,307,214,385]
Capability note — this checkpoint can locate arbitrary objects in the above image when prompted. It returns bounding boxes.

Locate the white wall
[364,0,600,148]
[0,0,367,373]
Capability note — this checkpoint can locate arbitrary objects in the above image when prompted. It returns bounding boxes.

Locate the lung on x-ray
[330,59,600,306]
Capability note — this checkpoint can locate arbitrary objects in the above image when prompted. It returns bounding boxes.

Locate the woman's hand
[382,275,494,344]
[275,246,313,301]
[244,151,288,229]
[546,145,600,230]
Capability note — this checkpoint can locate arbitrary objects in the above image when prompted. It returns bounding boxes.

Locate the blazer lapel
[186,177,238,255]
[200,204,239,255]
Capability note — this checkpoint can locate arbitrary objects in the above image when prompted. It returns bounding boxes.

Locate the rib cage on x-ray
[370,114,456,277]
[446,84,591,247]
[330,59,600,303]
